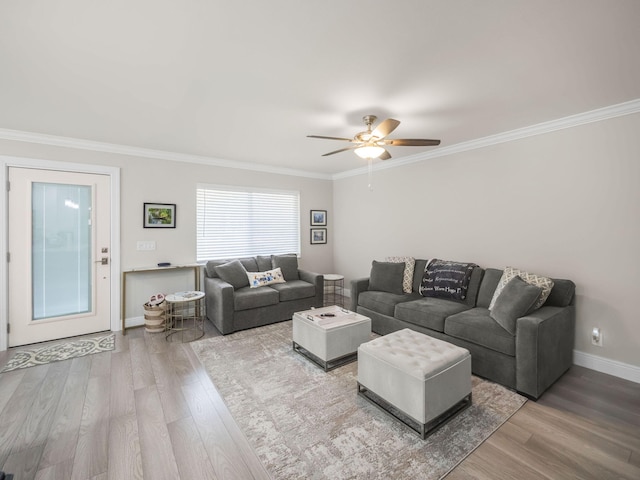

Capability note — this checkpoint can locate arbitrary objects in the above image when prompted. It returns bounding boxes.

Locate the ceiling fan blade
[321,145,358,156]
[379,149,392,160]
[386,139,441,146]
[372,118,400,139]
[307,135,353,142]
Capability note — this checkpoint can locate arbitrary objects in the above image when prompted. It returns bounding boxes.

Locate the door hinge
[6,180,9,192]
[6,324,9,334]
[6,252,9,263]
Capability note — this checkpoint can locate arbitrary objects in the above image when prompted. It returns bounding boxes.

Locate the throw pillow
[385,256,416,294]
[489,266,554,311]
[419,259,477,301]
[368,260,405,295]
[272,254,299,281]
[214,260,250,289]
[247,267,286,288]
[490,276,543,335]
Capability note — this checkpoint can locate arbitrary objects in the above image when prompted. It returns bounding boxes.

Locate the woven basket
[143,301,167,333]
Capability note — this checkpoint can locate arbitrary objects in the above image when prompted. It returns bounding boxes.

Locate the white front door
[8,167,111,346]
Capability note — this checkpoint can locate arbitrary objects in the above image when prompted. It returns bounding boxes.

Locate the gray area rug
[191,322,526,479]
[1,333,115,373]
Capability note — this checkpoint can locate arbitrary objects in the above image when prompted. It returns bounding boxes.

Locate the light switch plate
[137,241,156,251]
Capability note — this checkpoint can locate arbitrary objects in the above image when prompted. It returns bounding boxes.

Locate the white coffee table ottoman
[292,305,371,371]
[357,328,472,439]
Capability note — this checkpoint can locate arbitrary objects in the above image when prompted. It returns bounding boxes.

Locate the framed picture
[310,209,327,226]
[310,228,327,244]
[143,203,176,228]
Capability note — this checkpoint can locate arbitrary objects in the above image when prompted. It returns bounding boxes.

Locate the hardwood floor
[0,321,638,480]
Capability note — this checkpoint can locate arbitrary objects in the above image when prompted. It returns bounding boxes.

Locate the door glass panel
[32,182,92,320]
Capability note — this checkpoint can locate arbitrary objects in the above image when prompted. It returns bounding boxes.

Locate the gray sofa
[204,254,324,335]
[350,259,576,399]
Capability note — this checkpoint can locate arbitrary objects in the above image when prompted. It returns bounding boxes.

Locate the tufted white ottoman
[357,328,472,439]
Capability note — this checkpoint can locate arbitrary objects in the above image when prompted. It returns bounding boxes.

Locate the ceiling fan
[307,115,440,160]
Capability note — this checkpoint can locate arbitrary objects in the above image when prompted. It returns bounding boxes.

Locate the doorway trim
[0,155,121,351]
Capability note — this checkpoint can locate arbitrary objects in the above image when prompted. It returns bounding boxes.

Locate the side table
[323,274,344,307]
[165,291,205,343]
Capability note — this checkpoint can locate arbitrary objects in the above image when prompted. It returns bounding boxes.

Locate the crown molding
[332,98,640,180]
[1,98,638,181]
[0,128,333,180]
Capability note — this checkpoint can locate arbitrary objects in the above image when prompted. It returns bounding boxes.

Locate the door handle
[95,257,109,265]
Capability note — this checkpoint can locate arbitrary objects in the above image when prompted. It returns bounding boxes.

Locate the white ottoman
[293,306,371,371]
[357,328,472,439]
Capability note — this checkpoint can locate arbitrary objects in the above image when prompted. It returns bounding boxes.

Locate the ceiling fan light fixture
[355,145,385,159]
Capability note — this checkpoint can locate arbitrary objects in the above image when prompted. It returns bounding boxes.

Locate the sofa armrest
[515,305,575,399]
[298,269,324,307]
[350,277,370,312]
[204,276,236,334]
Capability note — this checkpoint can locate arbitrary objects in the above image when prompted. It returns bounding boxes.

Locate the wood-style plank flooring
[0,320,638,480]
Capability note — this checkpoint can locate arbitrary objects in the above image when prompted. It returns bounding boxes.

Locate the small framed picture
[310,228,327,244]
[144,203,176,228]
[310,209,327,226]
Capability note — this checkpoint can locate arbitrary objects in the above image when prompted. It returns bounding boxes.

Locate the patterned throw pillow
[246,267,286,288]
[385,256,415,294]
[489,266,554,311]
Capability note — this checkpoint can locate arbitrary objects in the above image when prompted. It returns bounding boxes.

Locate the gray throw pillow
[368,260,405,295]
[272,254,299,281]
[214,260,249,289]
[490,276,543,335]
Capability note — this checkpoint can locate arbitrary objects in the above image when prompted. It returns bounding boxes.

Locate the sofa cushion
[358,291,414,317]
[272,254,299,281]
[214,260,250,289]
[257,255,273,271]
[233,286,279,311]
[385,256,415,294]
[490,276,543,335]
[545,279,576,307]
[489,267,554,311]
[476,268,503,308]
[205,259,230,278]
[270,280,316,302]
[395,298,471,333]
[247,267,286,288]
[238,257,259,272]
[369,260,405,295]
[445,308,515,356]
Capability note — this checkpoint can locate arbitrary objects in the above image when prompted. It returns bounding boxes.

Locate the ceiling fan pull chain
[368,158,374,191]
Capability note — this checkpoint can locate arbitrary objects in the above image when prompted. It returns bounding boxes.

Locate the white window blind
[197,184,300,261]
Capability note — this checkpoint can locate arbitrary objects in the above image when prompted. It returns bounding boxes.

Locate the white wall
[333,113,640,370]
[0,139,334,327]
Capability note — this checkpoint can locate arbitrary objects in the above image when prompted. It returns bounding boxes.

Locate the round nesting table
[164,291,205,343]
[323,274,344,307]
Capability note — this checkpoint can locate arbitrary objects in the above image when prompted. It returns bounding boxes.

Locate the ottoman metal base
[357,382,472,439]
[293,341,358,371]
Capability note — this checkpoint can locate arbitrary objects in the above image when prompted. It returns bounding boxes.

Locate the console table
[121,263,201,334]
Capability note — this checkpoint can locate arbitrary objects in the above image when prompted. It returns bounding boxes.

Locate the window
[197,184,300,262]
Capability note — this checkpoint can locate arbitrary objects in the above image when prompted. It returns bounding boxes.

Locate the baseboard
[122,316,145,330]
[573,350,640,384]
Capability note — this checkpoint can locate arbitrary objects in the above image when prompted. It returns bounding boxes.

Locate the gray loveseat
[351,259,576,399]
[204,254,324,335]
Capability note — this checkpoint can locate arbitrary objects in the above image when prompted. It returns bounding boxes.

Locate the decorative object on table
[190,321,526,480]
[310,228,327,244]
[310,209,327,226]
[1,334,116,372]
[143,202,176,228]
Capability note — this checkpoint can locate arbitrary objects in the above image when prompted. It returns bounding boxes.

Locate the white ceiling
[1,0,640,176]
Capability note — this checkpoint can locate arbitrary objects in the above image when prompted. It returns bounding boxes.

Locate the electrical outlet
[137,241,156,251]
[591,327,603,347]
